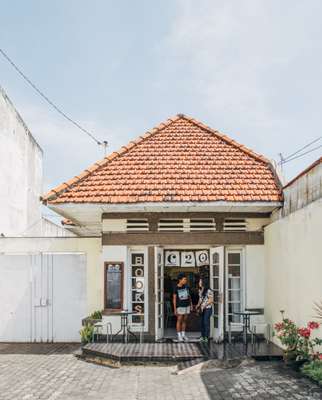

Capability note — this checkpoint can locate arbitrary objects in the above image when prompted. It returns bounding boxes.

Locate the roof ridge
[42,114,182,202]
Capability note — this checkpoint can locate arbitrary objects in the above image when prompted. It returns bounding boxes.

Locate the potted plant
[274,311,322,369]
[80,322,94,345]
[81,309,103,326]
[296,322,322,367]
[274,311,299,365]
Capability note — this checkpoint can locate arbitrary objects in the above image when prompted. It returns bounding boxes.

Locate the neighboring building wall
[39,217,76,237]
[21,217,76,237]
[264,198,322,342]
[0,86,43,236]
[273,159,322,221]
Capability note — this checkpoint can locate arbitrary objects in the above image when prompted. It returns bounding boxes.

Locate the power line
[0,47,104,146]
[282,136,321,162]
[281,144,322,164]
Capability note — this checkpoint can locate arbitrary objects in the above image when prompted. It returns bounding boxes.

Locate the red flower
[307,321,320,330]
[274,322,284,331]
[298,327,311,338]
[319,354,322,360]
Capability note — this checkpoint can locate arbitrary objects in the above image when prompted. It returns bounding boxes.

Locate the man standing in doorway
[173,272,192,342]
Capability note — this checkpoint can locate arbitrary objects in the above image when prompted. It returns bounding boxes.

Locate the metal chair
[138,314,145,344]
[92,321,113,343]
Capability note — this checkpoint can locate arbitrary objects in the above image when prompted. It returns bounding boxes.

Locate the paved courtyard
[0,344,321,400]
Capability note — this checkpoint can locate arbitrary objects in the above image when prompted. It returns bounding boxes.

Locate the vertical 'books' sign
[131,252,145,324]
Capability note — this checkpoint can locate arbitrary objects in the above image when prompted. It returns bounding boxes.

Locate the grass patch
[301,360,322,385]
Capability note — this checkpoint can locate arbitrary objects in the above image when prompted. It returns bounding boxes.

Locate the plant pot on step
[283,350,298,366]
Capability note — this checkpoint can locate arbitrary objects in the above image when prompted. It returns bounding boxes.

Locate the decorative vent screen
[158,219,216,232]
[223,219,247,231]
[190,219,216,232]
[158,219,184,232]
[126,219,149,232]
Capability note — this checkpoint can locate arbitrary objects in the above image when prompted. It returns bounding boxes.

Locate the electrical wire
[0,47,103,146]
[282,136,321,162]
[281,144,322,164]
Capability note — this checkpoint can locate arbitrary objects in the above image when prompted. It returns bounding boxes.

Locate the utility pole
[102,141,108,156]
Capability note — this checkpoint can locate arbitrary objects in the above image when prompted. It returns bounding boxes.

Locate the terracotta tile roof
[43,114,282,204]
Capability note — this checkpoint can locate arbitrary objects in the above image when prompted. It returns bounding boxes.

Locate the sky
[1,0,322,195]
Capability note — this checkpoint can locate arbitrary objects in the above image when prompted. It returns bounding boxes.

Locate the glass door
[226,249,243,330]
[155,247,164,340]
[210,247,224,342]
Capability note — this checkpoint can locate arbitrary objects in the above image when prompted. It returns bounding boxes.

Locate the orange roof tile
[42,114,282,204]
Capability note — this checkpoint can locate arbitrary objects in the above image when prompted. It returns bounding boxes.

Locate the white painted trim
[49,201,282,214]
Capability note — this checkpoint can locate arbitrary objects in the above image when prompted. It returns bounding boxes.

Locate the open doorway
[163,263,210,341]
[155,246,225,343]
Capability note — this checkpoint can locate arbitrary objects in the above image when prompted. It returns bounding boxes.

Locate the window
[104,262,123,310]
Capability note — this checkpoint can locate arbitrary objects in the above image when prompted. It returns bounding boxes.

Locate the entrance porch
[79,341,283,365]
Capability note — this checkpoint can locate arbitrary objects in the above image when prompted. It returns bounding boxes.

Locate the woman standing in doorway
[173,272,192,342]
[197,277,214,343]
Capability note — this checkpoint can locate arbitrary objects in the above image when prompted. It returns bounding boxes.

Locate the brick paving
[0,344,321,400]
[201,360,322,399]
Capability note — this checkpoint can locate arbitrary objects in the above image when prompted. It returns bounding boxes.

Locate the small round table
[112,310,138,343]
[233,310,262,344]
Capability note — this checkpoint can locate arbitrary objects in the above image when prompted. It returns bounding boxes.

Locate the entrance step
[81,342,209,364]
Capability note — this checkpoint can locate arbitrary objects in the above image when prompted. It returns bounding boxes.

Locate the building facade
[41,114,282,341]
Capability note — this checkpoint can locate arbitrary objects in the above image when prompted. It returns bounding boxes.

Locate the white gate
[0,253,86,342]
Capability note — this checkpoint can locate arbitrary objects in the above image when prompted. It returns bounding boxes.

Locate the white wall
[0,237,101,315]
[0,86,43,236]
[244,245,266,332]
[245,245,265,309]
[265,198,322,342]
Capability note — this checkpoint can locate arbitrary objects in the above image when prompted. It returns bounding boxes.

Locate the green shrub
[80,323,94,344]
[302,360,322,384]
[89,310,103,320]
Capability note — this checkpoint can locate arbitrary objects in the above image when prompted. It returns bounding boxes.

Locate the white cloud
[162,0,322,179]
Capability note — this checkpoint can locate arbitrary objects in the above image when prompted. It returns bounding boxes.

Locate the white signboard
[181,251,196,267]
[195,250,209,266]
[164,251,180,267]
